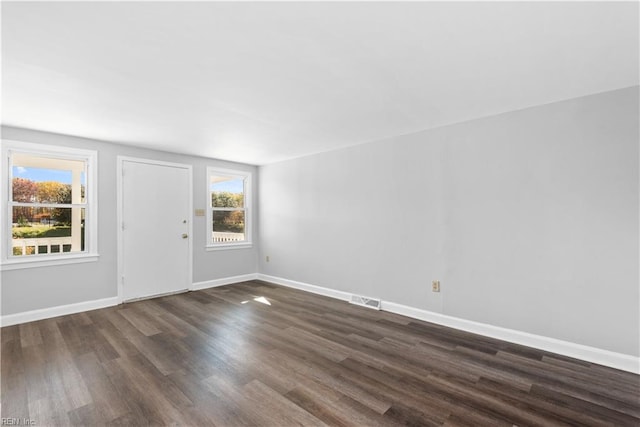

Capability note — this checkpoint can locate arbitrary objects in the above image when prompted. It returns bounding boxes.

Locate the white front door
[121,159,191,301]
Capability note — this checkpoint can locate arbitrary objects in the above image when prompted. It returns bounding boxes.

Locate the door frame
[116,156,193,303]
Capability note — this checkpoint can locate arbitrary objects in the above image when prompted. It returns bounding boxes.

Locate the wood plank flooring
[2,280,639,426]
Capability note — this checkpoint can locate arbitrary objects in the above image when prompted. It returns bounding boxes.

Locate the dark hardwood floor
[2,280,639,426]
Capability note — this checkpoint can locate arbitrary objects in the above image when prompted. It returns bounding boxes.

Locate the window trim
[1,140,99,270]
[206,166,252,250]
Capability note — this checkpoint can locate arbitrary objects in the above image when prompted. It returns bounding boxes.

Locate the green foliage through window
[211,191,244,208]
[12,178,84,224]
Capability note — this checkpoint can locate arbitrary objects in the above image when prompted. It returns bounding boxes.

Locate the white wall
[1,127,258,315]
[259,87,639,357]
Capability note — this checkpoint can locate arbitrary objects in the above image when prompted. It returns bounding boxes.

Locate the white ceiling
[2,2,638,165]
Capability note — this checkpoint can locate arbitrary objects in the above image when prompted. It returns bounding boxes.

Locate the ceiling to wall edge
[2,85,637,168]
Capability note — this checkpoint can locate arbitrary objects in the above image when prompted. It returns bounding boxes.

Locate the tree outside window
[207,167,252,248]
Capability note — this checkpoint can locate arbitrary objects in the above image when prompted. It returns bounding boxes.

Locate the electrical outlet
[266,255,270,262]
[432,280,440,292]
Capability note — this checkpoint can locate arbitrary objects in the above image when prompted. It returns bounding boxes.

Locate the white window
[206,167,252,250]
[1,141,98,269]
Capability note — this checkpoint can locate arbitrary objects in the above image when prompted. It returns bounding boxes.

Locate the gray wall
[259,87,639,356]
[1,127,258,315]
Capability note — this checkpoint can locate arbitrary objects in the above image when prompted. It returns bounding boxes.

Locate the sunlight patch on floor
[240,296,271,306]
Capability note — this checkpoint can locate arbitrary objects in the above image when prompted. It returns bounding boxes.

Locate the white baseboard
[4,273,637,374]
[257,274,352,302]
[191,273,259,291]
[1,296,119,327]
[382,301,639,374]
[1,273,259,327]
[256,274,639,374]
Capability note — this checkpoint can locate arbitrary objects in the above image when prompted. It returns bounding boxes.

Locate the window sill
[206,243,253,251]
[1,253,100,271]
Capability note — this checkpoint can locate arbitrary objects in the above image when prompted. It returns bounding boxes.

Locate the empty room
[1,1,638,425]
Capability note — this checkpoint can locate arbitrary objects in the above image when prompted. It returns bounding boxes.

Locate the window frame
[1,140,99,270]
[206,166,252,250]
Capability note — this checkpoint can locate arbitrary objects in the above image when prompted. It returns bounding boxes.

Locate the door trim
[116,156,193,304]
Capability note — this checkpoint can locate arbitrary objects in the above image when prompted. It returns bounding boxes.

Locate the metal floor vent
[350,294,382,310]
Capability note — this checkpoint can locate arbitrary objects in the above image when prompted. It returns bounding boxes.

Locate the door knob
[182,233,188,239]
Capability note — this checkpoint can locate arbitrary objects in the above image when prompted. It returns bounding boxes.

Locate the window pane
[212,210,245,242]
[12,154,86,204]
[12,206,85,256]
[210,175,244,208]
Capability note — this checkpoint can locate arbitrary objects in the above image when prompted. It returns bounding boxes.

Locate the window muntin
[3,142,98,267]
[207,168,251,248]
